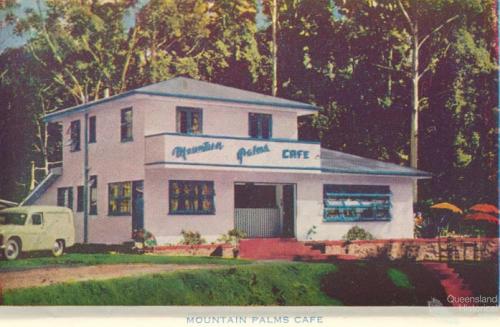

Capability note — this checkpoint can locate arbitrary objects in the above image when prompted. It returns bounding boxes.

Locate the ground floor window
[108,181,132,215]
[169,180,215,215]
[76,186,84,212]
[323,184,392,222]
[57,187,73,209]
[90,176,98,215]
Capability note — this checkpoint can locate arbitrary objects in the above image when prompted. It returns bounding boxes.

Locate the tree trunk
[410,23,419,201]
[271,0,278,96]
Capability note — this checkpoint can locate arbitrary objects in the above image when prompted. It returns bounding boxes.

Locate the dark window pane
[90,176,98,215]
[235,184,276,208]
[77,186,84,212]
[57,187,73,209]
[249,113,272,139]
[70,120,81,151]
[121,108,133,142]
[177,107,202,134]
[89,116,96,143]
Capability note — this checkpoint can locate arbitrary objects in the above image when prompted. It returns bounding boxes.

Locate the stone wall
[316,238,499,261]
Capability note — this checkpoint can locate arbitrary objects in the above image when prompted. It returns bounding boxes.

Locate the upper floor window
[57,187,73,209]
[120,107,133,142]
[249,113,272,139]
[89,116,96,143]
[323,185,392,222]
[70,120,81,151]
[177,107,202,134]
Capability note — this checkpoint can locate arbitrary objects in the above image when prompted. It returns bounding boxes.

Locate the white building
[24,77,431,244]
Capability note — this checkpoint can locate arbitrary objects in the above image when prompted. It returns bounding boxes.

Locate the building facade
[24,77,430,245]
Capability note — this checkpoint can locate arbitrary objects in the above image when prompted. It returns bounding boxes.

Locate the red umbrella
[469,203,499,215]
[464,212,498,224]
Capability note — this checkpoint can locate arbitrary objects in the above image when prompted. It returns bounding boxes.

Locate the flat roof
[44,77,318,122]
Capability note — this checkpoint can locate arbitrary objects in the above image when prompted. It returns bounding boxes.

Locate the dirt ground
[0,264,224,290]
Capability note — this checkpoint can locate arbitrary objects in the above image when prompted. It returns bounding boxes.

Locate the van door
[23,213,45,251]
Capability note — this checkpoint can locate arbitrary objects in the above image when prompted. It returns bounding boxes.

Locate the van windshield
[0,213,28,225]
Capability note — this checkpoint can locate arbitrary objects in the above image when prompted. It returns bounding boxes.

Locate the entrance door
[282,184,295,238]
[132,181,144,231]
[234,183,295,238]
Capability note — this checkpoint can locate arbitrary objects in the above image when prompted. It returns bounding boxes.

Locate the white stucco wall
[145,168,415,244]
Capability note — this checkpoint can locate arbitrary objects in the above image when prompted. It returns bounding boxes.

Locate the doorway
[234,183,295,238]
[132,180,144,231]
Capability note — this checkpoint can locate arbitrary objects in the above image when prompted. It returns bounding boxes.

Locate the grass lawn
[3,262,340,305]
[0,253,250,271]
[1,259,474,306]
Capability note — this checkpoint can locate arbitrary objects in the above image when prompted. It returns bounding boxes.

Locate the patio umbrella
[464,212,498,224]
[430,202,463,214]
[469,203,499,215]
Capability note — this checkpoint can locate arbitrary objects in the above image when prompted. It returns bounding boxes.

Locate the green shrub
[217,229,247,245]
[179,230,206,245]
[342,226,374,241]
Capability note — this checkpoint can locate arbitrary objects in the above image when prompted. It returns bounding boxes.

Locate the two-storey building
[23,77,430,244]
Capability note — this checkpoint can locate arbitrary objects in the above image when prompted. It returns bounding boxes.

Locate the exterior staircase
[422,262,475,306]
[239,238,358,261]
[20,167,62,206]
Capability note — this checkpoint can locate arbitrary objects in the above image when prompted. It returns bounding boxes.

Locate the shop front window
[169,180,215,215]
[323,185,392,222]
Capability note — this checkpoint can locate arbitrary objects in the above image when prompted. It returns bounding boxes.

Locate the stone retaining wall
[312,238,499,261]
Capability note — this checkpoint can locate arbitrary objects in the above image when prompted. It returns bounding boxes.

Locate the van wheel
[4,238,21,260]
[52,240,65,257]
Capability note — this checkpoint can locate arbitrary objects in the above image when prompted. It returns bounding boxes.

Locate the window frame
[108,181,132,216]
[323,185,392,222]
[90,175,98,215]
[31,213,43,226]
[249,113,272,139]
[176,106,203,135]
[76,186,84,212]
[169,180,215,215]
[89,115,96,143]
[57,187,73,210]
[120,107,133,142]
[70,120,81,152]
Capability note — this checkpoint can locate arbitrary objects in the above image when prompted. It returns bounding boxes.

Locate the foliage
[0,0,497,208]
[2,263,340,305]
[217,229,247,245]
[305,225,317,240]
[321,261,449,305]
[179,230,206,245]
[342,226,374,241]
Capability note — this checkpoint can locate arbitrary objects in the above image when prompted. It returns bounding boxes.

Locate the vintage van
[0,206,75,260]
